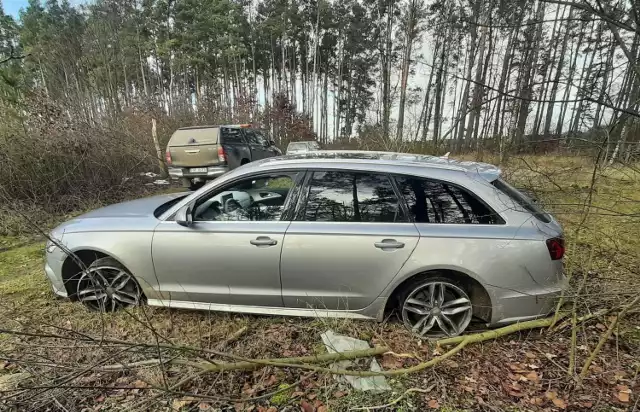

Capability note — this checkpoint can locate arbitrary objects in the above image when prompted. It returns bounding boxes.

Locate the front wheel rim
[77,265,140,312]
[402,281,473,338]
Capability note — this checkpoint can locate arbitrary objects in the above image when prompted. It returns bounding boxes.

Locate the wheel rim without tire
[402,281,473,338]
[77,265,140,312]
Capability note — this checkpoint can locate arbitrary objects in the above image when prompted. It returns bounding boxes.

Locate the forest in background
[1,0,640,230]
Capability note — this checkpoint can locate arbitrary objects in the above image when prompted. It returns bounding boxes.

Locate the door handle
[374,239,405,249]
[250,236,277,246]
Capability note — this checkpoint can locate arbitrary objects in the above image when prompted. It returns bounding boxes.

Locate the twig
[349,386,435,411]
[569,250,593,376]
[215,326,248,350]
[578,296,640,384]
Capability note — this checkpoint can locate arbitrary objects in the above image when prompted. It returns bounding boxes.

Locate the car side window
[220,127,244,144]
[395,176,503,224]
[193,174,297,222]
[300,171,406,223]
[254,131,268,146]
[244,129,260,145]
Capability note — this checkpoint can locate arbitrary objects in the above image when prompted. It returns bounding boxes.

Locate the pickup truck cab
[165,124,281,189]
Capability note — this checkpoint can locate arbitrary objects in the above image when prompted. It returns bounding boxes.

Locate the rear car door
[280,170,420,310]
[220,127,251,169]
[152,171,303,306]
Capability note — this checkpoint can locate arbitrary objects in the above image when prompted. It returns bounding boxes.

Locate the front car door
[255,131,279,158]
[243,129,268,160]
[280,169,420,311]
[152,171,302,307]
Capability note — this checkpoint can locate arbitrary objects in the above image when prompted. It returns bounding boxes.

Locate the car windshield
[492,178,551,223]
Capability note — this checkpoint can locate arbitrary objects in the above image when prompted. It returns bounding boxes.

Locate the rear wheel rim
[77,265,140,312]
[402,281,473,338]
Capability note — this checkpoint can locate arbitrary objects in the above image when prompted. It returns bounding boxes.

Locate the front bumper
[168,166,228,180]
[44,245,68,298]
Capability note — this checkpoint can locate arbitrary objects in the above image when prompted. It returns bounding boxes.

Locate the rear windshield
[288,142,308,150]
[170,127,219,146]
[491,179,551,223]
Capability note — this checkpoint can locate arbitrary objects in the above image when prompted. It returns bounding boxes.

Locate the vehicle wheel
[398,277,473,338]
[76,257,142,312]
[180,177,192,188]
[189,181,203,191]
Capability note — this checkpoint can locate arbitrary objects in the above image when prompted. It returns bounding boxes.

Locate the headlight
[46,239,57,254]
[46,229,65,254]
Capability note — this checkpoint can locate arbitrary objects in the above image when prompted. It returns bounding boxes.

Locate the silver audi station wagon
[45,151,565,337]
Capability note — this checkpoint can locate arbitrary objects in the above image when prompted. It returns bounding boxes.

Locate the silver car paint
[45,152,564,326]
[152,220,288,306]
[280,222,419,310]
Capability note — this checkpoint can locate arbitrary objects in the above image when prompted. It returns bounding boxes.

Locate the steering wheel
[224,198,242,213]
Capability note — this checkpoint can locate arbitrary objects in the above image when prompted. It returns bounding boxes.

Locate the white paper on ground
[320,329,391,392]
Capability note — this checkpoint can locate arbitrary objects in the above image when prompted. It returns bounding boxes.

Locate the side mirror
[175,204,193,227]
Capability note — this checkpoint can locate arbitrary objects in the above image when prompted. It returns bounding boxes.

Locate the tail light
[165,150,172,165]
[546,237,565,260]
[217,146,226,162]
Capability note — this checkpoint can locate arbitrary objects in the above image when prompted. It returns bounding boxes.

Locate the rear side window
[220,127,244,144]
[244,129,260,145]
[288,142,307,150]
[491,179,551,223]
[300,171,406,223]
[395,176,503,224]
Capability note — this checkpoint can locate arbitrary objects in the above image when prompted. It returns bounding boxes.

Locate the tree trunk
[465,22,489,146]
[492,26,517,138]
[397,0,420,141]
[570,22,600,134]
[381,0,394,141]
[532,5,565,137]
[544,7,573,136]
[455,0,480,150]
[417,39,440,141]
[556,20,586,135]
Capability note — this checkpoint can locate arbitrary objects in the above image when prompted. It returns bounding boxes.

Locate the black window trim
[220,126,247,145]
[293,168,410,224]
[391,174,506,225]
[243,129,259,146]
[177,169,307,223]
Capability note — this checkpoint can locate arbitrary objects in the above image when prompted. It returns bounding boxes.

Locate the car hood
[79,192,187,219]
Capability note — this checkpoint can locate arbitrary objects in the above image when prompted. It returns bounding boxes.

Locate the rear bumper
[168,166,228,180]
[487,282,563,326]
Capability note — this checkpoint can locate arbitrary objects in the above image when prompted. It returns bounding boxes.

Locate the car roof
[247,150,501,181]
[177,124,253,130]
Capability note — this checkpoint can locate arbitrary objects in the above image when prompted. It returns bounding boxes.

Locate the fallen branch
[101,347,389,373]
[349,386,435,410]
[437,316,564,347]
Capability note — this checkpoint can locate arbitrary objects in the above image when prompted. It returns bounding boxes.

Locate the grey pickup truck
[165,124,281,190]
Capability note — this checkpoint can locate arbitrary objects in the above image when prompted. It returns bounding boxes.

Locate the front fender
[63,231,161,299]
